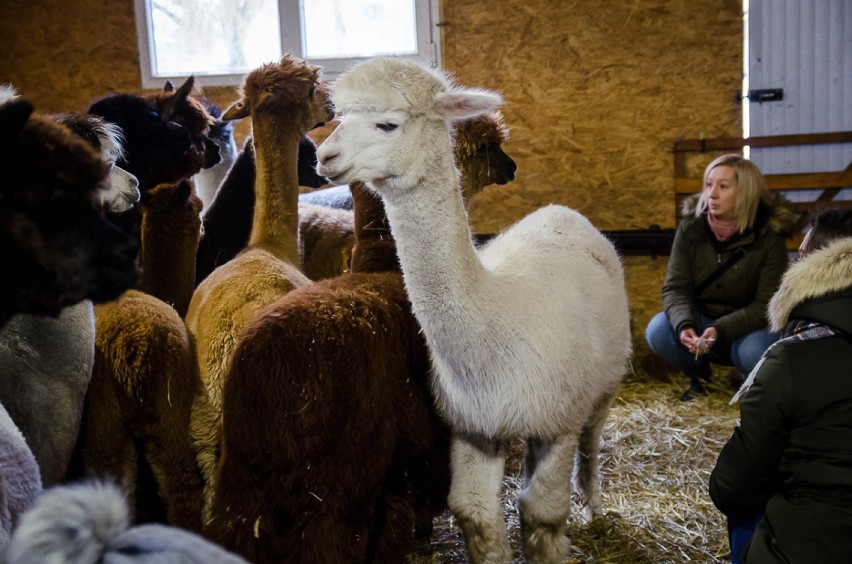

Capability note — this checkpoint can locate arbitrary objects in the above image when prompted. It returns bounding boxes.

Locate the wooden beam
[673,131,852,153]
[674,170,852,194]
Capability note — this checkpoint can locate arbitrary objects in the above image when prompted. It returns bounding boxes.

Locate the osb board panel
[623,255,669,364]
[0,0,725,350]
[2,0,741,233]
[441,0,743,234]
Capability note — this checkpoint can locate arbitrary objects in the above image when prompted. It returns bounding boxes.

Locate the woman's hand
[680,327,718,355]
[700,326,718,347]
[679,328,700,353]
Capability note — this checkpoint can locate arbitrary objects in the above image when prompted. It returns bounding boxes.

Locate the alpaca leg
[78,370,138,504]
[146,395,204,532]
[574,387,617,521]
[519,435,575,564]
[189,388,220,523]
[447,433,511,564]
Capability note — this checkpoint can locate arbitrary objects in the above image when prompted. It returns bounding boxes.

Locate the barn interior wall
[0,0,744,364]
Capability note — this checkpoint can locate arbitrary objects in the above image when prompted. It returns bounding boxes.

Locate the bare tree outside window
[150,0,281,76]
[302,0,417,59]
[135,0,438,87]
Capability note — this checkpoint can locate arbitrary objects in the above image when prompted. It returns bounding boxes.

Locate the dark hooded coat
[710,237,852,563]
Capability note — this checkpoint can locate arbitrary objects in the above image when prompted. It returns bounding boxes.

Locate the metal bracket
[737,88,784,104]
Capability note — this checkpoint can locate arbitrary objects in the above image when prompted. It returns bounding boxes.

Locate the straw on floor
[408,366,742,563]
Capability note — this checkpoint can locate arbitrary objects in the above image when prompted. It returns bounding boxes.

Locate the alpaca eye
[376,123,398,132]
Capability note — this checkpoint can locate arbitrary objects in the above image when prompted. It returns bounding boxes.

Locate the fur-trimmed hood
[681,191,796,237]
[769,237,852,332]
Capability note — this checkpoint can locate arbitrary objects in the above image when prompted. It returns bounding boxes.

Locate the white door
[747,0,851,183]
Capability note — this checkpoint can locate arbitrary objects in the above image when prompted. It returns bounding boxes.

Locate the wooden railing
[673,131,852,249]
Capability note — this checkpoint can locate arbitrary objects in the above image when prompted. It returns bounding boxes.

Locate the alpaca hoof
[522,521,570,564]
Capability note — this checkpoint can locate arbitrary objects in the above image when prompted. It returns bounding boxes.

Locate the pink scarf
[707,213,738,242]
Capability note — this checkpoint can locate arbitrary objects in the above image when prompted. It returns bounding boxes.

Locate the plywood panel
[441,0,744,233]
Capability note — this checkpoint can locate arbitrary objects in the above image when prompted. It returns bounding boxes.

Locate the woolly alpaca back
[5,481,128,564]
[6,481,247,564]
[82,289,204,531]
[0,401,41,554]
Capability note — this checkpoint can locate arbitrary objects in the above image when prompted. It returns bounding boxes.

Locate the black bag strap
[695,246,749,295]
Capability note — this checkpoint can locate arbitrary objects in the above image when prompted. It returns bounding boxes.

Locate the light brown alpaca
[186,55,332,521]
[74,180,205,532]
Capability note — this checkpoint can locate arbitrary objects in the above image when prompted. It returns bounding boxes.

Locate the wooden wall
[0,0,745,364]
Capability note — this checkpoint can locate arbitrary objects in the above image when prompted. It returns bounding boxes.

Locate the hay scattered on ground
[408,368,741,563]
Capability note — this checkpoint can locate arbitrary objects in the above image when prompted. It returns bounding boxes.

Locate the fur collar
[769,237,852,332]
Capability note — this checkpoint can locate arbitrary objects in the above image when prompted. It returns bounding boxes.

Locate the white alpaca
[316,58,631,563]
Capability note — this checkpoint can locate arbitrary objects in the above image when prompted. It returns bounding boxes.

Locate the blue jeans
[729,515,762,564]
[645,311,779,379]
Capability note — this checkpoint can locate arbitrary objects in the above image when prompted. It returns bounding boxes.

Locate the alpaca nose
[316,142,338,167]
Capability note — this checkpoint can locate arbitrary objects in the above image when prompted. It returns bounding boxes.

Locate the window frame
[134,0,441,89]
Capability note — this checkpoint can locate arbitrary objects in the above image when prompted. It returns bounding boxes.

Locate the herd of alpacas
[0,54,630,563]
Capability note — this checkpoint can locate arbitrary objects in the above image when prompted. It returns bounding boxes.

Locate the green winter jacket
[709,237,852,563]
[662,193,794,343]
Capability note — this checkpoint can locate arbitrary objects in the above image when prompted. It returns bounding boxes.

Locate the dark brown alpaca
[0,92,138,328]
[88,78,214,310]
[205,183,449,563]
[88,77,217,192]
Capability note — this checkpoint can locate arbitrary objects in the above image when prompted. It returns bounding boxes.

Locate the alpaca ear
[253,91,277,113]
[0,98,33,141]
[436,89,502,122]
[173,76,196,103]
[221,100,251,122]
[175,179,193,205]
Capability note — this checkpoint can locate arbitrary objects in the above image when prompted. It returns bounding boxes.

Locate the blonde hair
[695,154,769,233]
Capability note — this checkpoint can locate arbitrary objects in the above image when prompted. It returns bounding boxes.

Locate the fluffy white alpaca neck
[377,150,486,319]
[250,118,301,265]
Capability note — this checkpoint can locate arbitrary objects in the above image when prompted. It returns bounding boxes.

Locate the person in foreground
[645,154,793,400]
[709,209,852,563]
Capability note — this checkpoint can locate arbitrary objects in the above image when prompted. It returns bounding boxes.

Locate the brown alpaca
[204,114,517,561]
[73,181,205,532]
[297,202,355,279]
[146,78,221,179]
[205,184,442,563]
[137,181,203,317]
[78,289,203,532]
[186,55,332,521]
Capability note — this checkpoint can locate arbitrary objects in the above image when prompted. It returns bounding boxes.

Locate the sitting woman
[710,209,852,564]
[645,154,794,400]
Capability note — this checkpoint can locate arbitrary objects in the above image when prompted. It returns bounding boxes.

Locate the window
[134,0,441,88]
